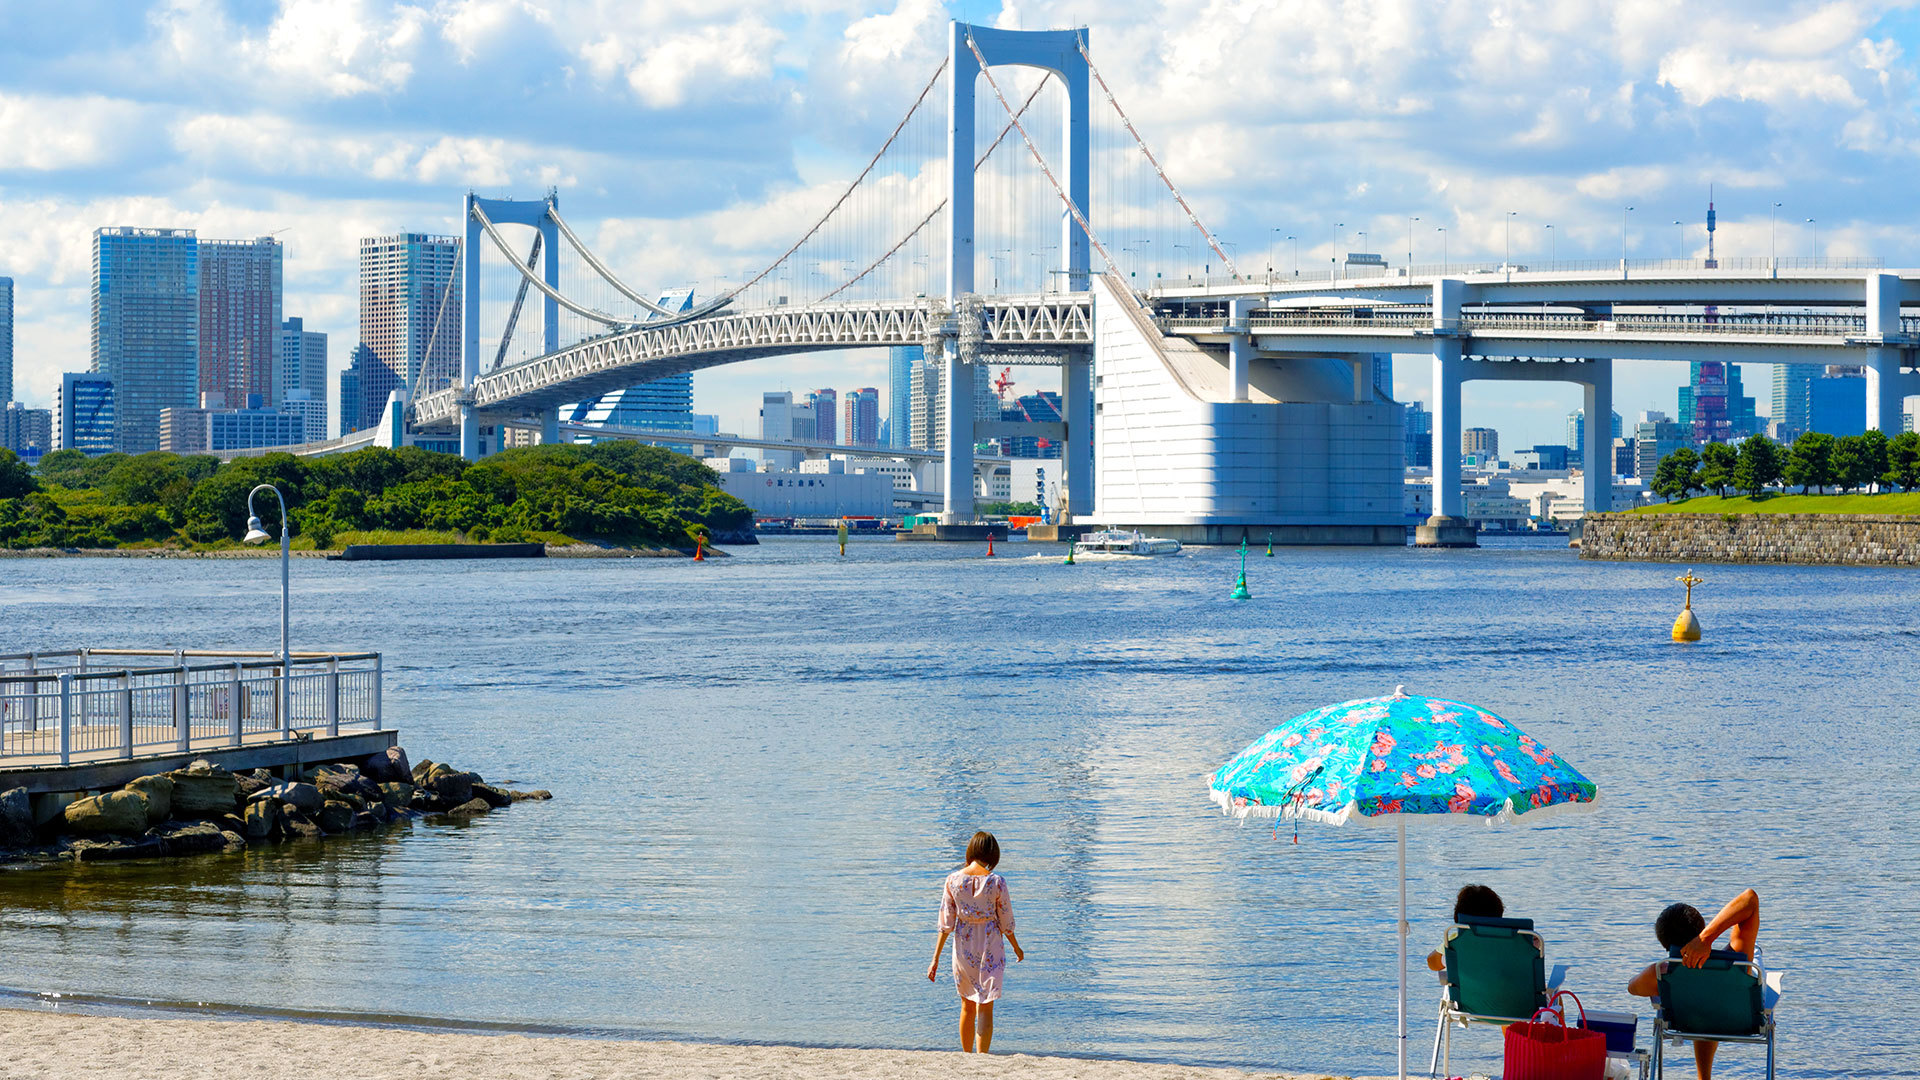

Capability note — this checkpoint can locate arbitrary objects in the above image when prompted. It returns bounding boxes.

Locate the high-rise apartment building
[759,391,817,469]
[843,387,880,447]
[340,349,365,437]
[278,317,328,441]
[995,391,1061,458]
[198,237,282,408]
[2,401,51,458]
[907,360,997,451]
[1633,415,1690,480]
[888,346,917,449]
[1403,402,1432,468]
[0,275,13,404]
[1771,363,1820,442]
[1809,367,1867,438]
[355,233,459,434]
[92,227,198,452]
[56,372,115,454]
[1564,409,1623,466]
[1462,427,1499,465]
[809,388,838,444]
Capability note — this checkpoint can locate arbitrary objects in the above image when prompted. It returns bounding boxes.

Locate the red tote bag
[1503,990,1609,1080]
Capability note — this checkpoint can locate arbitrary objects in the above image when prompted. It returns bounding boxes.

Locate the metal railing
[1156,256,1890,291]
[0,650,382,765]
[1160,309,1920,340]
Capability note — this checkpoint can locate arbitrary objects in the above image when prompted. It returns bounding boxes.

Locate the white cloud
[0,94,155,171]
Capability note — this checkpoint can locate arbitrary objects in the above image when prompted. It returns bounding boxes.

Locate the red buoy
[693,537,706,561]
[987,535,996,557]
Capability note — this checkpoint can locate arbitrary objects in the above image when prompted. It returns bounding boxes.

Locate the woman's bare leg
[959,999,978,1052]
[976,1001,995,1053]
[1695,1038,1717,1078]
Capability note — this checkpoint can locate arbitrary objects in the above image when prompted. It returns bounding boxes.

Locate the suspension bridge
[276,20,1920,544]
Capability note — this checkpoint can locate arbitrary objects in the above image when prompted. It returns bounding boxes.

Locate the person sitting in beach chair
[1629,888,1778,1080]
[1427,885,1568,1078]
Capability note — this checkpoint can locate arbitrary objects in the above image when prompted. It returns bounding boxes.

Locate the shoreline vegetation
[1629,492,1920,515]
[0,1008,1372,1080]
[0,443,754,554]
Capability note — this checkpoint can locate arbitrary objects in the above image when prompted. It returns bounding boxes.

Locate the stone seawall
[1581,512,1920,566]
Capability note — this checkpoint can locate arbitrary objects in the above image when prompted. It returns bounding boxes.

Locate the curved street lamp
[242,483,291,737]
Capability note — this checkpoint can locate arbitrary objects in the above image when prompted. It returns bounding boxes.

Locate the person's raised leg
[959,999,978,1052]
[1695,1037,1718,1079]
[976,1000,995,1053]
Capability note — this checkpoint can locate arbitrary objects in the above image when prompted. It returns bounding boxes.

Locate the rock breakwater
[1581,512,1920,566]
[0,747,551,866]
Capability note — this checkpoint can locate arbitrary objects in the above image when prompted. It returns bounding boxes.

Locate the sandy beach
[0,1007,1379,1080]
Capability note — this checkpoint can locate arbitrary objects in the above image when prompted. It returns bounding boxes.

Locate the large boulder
[0,787,34,848]
[168,765,239,818]
[124,775,174,824]
[60,791,151,836]
[509,789,554,802]
[253,782,322,814]
[233,772,271,801]
[363,746,412,784]
[471,783,513,809]
[426,767,475,807]
[314,800,355,834]
[377,783,414,811]
[445,797,491,817]
[68,836,163,862]
[243,800,283,842]
[149,821,230,856]
[316,769,381,804]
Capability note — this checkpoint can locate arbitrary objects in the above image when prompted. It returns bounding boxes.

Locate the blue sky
[4,0,1920,444]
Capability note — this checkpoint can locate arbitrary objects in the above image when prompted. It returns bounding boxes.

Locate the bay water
[0,538,1914,1077]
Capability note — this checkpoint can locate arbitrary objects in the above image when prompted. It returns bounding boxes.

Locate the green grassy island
[1630,492,1920,515]
[0,442,753,552]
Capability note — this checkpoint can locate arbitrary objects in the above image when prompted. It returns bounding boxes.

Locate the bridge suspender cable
[472,203,632,327]
[493,231,542,371]
[963,33,1126,293]
[408,245,462,409]
[823,74,1054,302]
[1074,34,1239,280]
[708,57,952,306]
[546,210,697,319]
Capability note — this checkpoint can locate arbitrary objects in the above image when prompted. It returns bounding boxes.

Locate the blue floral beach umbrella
[1207,688,1597,1080]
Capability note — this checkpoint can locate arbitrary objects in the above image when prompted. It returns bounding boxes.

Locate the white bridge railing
[0,649,383,766]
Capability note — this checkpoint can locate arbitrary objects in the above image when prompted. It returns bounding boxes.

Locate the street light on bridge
[1406,216,1418,272]
[1437,226,1447,275]
[1807,218,1817,259]
[1770,202,1783,263]
[1674,220,1684,259]
[1621,206,1634,266]
[1544,223,1555,264]
[1505,210,1517,268]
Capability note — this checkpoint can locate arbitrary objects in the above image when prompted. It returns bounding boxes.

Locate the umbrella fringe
[1207,783,1599,828]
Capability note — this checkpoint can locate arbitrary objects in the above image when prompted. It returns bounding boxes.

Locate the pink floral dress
[938,870,1014,1002]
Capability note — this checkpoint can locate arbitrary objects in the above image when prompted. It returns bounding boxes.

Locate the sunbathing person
[1628,888,1760,1079]
[1426,883,1506,971]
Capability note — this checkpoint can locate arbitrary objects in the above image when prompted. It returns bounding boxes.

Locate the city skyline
[7,2,1920,447]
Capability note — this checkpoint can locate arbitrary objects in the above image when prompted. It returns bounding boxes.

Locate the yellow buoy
[1671,569,1704,642]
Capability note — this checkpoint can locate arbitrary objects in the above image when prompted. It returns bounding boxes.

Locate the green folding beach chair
[1428,915,1569,1078]
[1650,948,1781,1080]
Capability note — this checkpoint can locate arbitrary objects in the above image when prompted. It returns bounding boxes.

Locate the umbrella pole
[1398,814,1408,1080]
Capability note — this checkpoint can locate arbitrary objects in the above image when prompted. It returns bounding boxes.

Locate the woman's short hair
[965,831,1001,870]
[1656,903,1706,951]
[1454,884,1505,920]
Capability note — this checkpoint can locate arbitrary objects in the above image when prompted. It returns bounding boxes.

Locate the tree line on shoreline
[0,442,754,551]
[1650,429,1920,500]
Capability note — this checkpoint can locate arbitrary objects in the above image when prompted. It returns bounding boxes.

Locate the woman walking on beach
[927,830,1024,1052]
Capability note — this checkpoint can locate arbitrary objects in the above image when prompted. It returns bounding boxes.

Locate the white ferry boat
[1074,529,1183,555]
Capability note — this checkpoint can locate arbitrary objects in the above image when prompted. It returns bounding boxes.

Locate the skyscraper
[566,374,695,451]
[1771,364,1820,441]
[907,360,997,451]
[1403,401,1432,467]
[843,387,880,446]
[2,401,51,458]
[1809,367,1867,437]
[1462,427,1499,464]
[357,233,460,433]
[278,317,328,441]
[1564,408,1623,466]
[339,350,364,437]
[0,276,13,404]
[888,345,917,449]
[92,227,198,452]
[809,388,838,444]
[198,238,282,407]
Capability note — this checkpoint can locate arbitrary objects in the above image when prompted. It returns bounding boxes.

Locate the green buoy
[1063,539,1076,566]
[1230,537,1252,600]
[1265,531,1274,557]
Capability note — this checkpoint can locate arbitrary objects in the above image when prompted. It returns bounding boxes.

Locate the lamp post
[1333,222,1344,278]
[1407,215,1419,272]
[1269,227,1283,276]
[1807,217,1816,260]
[1622,206,1634,266]
[1770,202,1782,263]
[1173,243,1192,281]
[1674,220,1684,259]
[1288,235,1298,277]
[1504,210,1517,268]
[1437,226,1447,274]
[242,484,291,738]
[1544,223,1555,264]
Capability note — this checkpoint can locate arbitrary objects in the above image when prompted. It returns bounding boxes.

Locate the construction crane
[992,366,1015,401]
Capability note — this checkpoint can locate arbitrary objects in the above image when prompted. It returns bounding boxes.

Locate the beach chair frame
[1647,952,1777,1080]
[1428,917,1568,1078]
